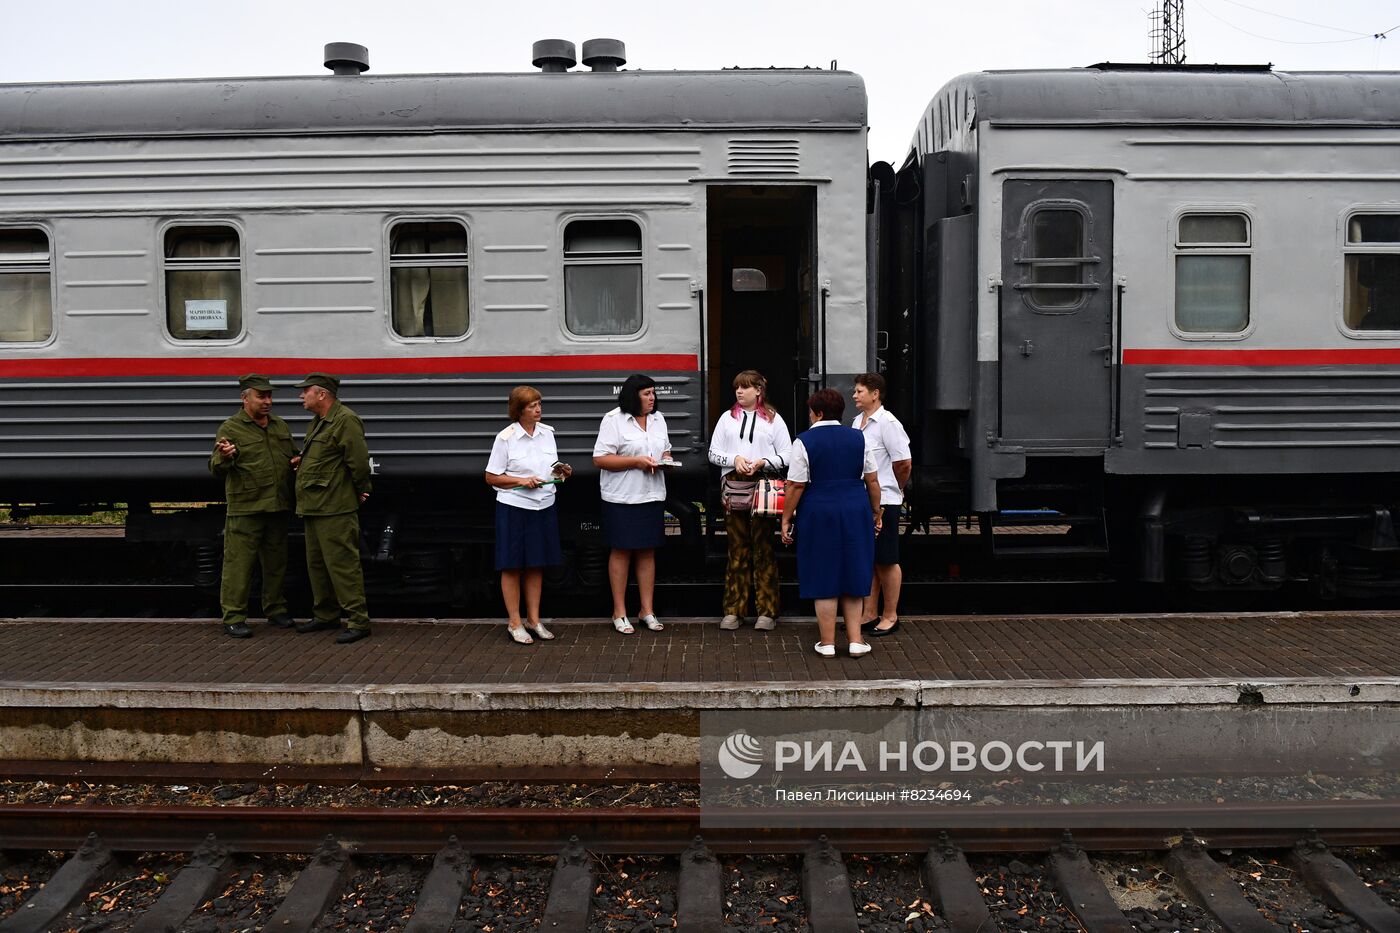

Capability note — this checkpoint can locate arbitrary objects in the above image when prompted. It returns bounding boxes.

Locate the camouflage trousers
[723,510,780,618]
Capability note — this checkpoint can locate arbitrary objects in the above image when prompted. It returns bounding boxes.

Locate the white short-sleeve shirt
[787,420,877,483]
[485,421,560,511]
[852,406,912,505]
[593,407,670,504]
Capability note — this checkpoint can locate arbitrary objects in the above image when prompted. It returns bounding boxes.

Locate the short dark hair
[508,385,542,422]
[618,373,658,417]
[854,372,886,401]
[807,388,845,422]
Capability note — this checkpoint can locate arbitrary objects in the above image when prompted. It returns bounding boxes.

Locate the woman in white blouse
[485,386,572,645]
[592,373,671,634]
[708,370,792,631]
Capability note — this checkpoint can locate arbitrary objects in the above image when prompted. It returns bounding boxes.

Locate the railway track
[3,802,1400,933]
[5,802,1400,854]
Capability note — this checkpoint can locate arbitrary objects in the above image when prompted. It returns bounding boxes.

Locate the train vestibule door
[999,179,1114,449]
[705,186,817,436]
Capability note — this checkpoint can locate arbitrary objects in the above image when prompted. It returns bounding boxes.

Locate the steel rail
[3,801,1400,854]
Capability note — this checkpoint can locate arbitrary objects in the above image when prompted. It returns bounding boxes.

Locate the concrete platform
[0,612,1397,778]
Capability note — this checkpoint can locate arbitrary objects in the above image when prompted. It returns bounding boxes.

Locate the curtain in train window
[389,221,470,338]
[165,226,242,340]
[564,219,642,336]
[0,229,53,342]
[1174,213,1250,334]
[1026,209,1086,310]
[1344,215,1400,331]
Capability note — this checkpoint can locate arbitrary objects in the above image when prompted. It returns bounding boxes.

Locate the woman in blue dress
[780,388,882,657]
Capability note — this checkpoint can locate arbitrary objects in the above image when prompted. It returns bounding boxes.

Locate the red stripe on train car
[1122,348,1400,366]
[0,354,699,378]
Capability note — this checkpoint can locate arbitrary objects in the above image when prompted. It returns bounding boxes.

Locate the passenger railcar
[0,41,868,596]
[875,65,1400,593]
[6,46,1400,600]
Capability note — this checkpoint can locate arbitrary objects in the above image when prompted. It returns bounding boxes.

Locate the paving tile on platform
[4,611,1400,688]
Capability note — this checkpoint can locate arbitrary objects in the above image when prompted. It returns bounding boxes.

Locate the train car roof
[913,67,1400,152]
[0,69,867,141]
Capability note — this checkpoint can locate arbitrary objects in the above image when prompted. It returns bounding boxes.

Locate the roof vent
[581,38,626,72]
[323,42,370,76]
[532,39,577,73]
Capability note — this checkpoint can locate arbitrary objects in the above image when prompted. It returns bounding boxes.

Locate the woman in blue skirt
[780,388,882,657]
[593,374,672,634]
[485,385,571,644]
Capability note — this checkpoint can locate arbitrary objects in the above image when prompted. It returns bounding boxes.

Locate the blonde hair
[733,370,775,417]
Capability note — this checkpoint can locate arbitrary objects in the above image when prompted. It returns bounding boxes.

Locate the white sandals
[640,614,664,632]
[508,625,534,645]
[612,617,635,634]
[527,621,554,640]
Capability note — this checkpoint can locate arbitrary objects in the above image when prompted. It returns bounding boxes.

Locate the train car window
[164,226,242,340]
[1175,213,1250,334]
[1344,214,1400,331]
[0,229,53,343]
[389,221,469,338]
[563,219,642,336]
[731,255,785,293]
[1028,209,1085,309]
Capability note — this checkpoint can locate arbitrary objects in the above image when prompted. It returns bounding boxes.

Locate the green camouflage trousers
[220,511,289,626]
[723,510,780,618]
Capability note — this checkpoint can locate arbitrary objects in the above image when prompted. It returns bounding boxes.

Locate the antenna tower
[1149,0,1187,65]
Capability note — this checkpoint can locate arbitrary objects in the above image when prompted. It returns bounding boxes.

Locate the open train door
[705,186,818,434]
[999,179,1114,449]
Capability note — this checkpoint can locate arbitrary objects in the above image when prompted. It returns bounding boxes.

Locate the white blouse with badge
[593,407,671,504]
[486,421,560,511]
[852,406,913,505]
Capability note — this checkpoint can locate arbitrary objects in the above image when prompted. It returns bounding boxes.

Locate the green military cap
[295,372,340,394]
[238,373,274,392]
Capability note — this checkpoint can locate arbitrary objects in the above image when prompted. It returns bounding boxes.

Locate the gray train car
[876,65,1400,593]
[0,43,868,588]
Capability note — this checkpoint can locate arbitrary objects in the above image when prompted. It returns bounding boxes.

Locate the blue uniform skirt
[795,480,876,599]
[874,505,902,565]
[601,500,666,550]
[495,502,564,570]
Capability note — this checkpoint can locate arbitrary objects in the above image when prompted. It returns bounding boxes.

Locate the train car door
[706,186,817,433]
[999,179,1113,448]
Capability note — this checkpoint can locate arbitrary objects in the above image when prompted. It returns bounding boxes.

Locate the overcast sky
[2,0,1396,162]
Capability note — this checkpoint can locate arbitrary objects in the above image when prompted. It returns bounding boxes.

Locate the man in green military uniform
[209,374,298,638]
[292,373,374,644]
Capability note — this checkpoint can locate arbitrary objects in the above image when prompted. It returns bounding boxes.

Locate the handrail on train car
[693,282,707,441]
[820,281,831,388]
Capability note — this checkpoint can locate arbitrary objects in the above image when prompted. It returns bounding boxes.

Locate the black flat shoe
[866,619,900,637]
[858,618,881,632]
[336,628,371,644]
[266,614,297,629]
[295,619,339,634]
[222,622,252,639]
